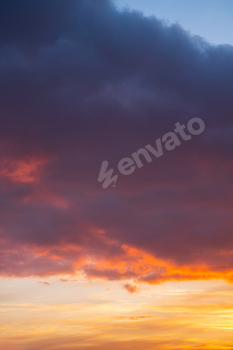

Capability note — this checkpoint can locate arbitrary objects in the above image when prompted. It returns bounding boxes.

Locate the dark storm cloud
[0,0,233,281]
[0,0,77,47]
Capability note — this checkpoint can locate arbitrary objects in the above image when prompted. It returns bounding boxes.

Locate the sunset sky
[1,1,233,349]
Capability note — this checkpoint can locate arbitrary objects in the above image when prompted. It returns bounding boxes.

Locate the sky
[1,1,233,349]
[116,0,233,46]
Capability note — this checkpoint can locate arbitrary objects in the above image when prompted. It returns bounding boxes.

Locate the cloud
[0,0,233,285]
[39,282,50,286]
[59,278,69,283]
[123,283,141,294]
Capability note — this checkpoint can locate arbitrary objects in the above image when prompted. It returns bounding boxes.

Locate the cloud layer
[1,0,233,284]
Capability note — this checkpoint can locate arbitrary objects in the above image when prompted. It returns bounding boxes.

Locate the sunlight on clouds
[0,157,48,183]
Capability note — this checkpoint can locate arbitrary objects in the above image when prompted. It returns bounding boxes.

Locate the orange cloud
[2,237,233,287]
[0,157,48,183]
[123,283,141,294]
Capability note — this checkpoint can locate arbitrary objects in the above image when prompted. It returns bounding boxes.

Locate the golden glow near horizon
[1,278,233,349]
[1,1,233,350]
